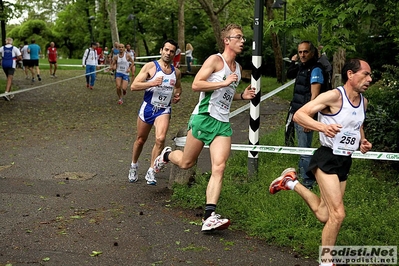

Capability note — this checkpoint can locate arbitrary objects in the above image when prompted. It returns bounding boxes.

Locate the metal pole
[282,2,287,83]
[133,17,136,49]
[248,0,264,176]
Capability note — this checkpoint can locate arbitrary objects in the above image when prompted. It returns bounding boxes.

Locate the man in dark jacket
[286,41,324,189]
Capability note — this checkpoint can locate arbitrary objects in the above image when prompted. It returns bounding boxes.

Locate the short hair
[298,40,318,58]
[162,39,178,51]
[6,37,13,44]
[221,23,242,40]
[91,42,97,47]
[341,59,363,83]
[31,39,36,43]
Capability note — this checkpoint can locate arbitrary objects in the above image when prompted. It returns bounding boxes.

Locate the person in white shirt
[111,43,134,104]
[20,40,34,80]
[82,42,98,89]
[269,59,373,266]
[0,37,22,101]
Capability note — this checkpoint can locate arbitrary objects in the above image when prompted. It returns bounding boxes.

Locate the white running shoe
[201,212,231,232]
[128,164,138,183]
[153,146,172,173]
[145,168,157,185]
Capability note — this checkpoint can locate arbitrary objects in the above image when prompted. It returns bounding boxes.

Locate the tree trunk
[106,0,119,44]
[265,0,282,82]
[0,0,5,46]
[177,0,185,66]
[332,47,345,87]
[197,0,224,52]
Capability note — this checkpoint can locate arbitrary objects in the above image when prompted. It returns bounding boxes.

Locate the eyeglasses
[227,35,246,42]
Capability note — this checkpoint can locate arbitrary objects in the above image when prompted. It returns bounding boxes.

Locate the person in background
[111,43,134,104]
[269,59,373,266]
[128,39,182,186]
[125,43,136,77]
[82,42,98,90]
[28,39,42,82]
[185,43,193,73]
[285,41,324,189]
[21,40,34,80]
[96,42,104,66]
[0,37,22,101]
[173,47,181,68]
[152,24,256,232]
[47,42,58,78]
[109,42,119,75]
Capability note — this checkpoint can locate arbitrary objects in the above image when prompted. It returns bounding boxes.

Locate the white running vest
[318,86,365,156]
[116,53,130,74]
[143,61,176,109]
[192,53,241,122]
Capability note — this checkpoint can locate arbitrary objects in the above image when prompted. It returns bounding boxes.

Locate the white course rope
[0,66,110,98]
[174,137,399,161]
[174,80,399,161]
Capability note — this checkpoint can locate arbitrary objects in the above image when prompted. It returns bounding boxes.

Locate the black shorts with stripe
[306,146,352,182]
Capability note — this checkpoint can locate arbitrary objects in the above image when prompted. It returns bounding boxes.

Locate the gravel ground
[0,68,317,266]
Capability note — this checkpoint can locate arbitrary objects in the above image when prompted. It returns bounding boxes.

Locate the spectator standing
[185,43,193,73]
[47,42,58,77]
[28,39,42,82]
[0,37,22,101]
[285,41,324,189]
[82,42,98,90]
[96,42,104,65]
[173,47,181,68]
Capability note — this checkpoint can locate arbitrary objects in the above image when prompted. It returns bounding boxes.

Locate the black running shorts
[306,146,352,182]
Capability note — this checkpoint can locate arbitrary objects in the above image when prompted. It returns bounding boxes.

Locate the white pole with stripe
[248,0,264,176]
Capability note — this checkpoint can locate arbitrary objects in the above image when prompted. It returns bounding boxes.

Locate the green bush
[365,65,399,153]
[364,65,399,176]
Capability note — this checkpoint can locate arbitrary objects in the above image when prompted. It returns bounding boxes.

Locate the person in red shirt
[96,42,104,65]
[47,42,58,77]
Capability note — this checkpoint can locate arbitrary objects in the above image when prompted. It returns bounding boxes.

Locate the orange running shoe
[269,168,297,194]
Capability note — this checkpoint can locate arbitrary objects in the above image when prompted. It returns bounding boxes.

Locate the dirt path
[0,69,316,266]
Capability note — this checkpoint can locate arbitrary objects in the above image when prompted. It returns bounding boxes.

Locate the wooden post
[168,128,196,189]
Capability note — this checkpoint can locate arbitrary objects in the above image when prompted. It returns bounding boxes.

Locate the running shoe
[201,212,231,232]
[269,168,297,194]
[37,75,41,81]
[153,146,172,173]
[128,164,138,183]
[86,83,89,88]
[53,74,57,78]
[118,99,123,105]
[145,168,157,186]
[89,86,93,90]
[32,78,35,82]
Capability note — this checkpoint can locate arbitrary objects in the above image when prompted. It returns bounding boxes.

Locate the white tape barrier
[173,79,398,161]
[229,79,295,118]
[173,136,399,161]
[0,66,110,98]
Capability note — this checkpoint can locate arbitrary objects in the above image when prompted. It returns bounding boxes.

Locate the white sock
[131,162,138,167]
[286,180,299,190]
